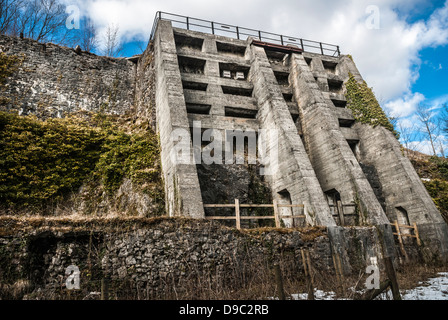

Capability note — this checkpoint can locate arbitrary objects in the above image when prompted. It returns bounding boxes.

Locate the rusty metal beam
[251,39,303,54]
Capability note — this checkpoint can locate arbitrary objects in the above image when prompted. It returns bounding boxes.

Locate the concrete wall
[337,56,448,259]
[248,44,335,227]
[289,53,389,226]
[153,21,204,218]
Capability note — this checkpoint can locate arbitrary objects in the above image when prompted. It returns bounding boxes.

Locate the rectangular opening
[322,60,338,73]
[219,62,250,80]
[338,118,355,128]
[291,113,299,123]
[332,99,347,108]
[174,33,204,51]
[265,49,287,65]
[182,81,208,91]
[274,71,290,86]
[224,106,257,119]
[178,56,206,74]
[328,79,343,93]
[216,41,246,57]
[186,103,211,115]
[283,93,293,102]
[221,85,253,97]
[347,139,359,157]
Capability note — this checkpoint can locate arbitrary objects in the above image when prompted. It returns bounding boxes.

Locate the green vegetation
[345,73,399,138]
[411,155,448,222]
[0,52,22,85]
[0,52,23,105]
[0,111,164,214]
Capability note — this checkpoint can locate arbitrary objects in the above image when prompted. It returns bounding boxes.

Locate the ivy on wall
[345,72,399,139]
[0,111,164,213]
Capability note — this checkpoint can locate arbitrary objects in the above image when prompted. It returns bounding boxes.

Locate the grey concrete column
[154,20,205,218]
[248,43,336,227]
[289,53,389,226]
[338,55,448,261]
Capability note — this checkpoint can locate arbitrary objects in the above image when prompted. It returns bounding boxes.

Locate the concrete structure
[151,14,448,262]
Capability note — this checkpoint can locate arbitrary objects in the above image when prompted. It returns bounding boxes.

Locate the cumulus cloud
[385,92,426,117]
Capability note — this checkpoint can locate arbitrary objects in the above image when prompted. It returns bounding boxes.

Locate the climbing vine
[345,72,399,139]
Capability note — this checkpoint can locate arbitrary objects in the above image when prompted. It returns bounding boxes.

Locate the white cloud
[385,92,426,117]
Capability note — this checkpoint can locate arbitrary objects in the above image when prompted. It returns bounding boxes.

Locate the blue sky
[68,0,448,155]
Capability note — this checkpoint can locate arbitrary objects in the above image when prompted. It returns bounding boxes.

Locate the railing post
[186,16,190,30]
[258,30,262,41]
[384,257,402,300]
[280,35,284,46]
[273,199,280,228]
[236,26,240,39]
[211,21,214,34]
[320,42,324,55]
[337,45,340,57]
[300,39,304,51]
[235,199,241,230]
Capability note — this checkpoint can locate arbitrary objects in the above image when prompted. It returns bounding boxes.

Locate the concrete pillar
[338,55,448,261]
[289,53,389,226]
[248,43,336,227]
[154,20,205,218]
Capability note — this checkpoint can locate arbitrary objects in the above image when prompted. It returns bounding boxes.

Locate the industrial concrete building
[150,12,448,261]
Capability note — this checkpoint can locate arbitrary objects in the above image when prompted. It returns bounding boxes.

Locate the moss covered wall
[0,111,164,216]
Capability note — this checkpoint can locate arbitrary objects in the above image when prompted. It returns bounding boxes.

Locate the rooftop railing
[150,11,341,57]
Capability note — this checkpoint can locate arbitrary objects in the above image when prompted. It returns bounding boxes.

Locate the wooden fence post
[273,199,280,228]
[101,278,109,300]
[235,199,241,230]
[394,220,408,260]
[273,264,286,300]
[301,249,314,300]
[384,256,401,300]
[336,200,345,226]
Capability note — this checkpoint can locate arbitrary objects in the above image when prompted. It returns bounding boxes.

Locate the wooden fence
[390,220,421,260]
[204,199,306,229]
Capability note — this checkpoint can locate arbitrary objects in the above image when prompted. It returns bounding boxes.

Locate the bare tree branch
[416,104,441,156]
[79,17,98,52]
[102,23,123,57]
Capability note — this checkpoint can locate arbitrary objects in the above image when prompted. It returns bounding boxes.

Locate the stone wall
[0,34,136,118]
[0,217,388,300]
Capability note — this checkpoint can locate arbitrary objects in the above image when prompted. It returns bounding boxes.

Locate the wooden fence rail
[204,199,306,229]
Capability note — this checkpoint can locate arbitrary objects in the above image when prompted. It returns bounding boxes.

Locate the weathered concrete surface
[337,56,448,261]
[248,44,336,227]
[153,20,204,218]
[289,53,390,226]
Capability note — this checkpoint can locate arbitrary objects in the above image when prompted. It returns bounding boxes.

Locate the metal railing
[150,11,341,57]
